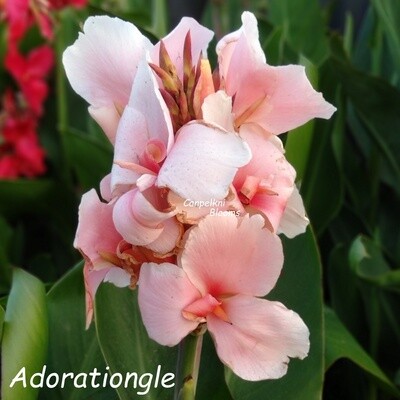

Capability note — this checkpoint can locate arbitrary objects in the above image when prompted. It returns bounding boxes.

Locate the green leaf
[1,269,48,400]
[0,304,4,340]
[197,333,233,400]
[268,0,329,66]
[372,0,400,72]
[327,245,368,345]
[0,180,76,233]
[40,262,117,400]
[225,228,323,400]
[324,307,400,398]
[0,216,12,291]
[301,116,343,235]
[331,41,400,195]
[66,129,113,191]
[95,284,178,400]
[150,0,167,38]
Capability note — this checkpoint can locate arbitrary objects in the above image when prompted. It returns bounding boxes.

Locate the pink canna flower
[138,214,309,381]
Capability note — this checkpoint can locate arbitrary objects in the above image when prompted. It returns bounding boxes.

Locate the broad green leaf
[66,129,113,191]
[268,0,329,66]
[225,228,323,400]
[40,262,117,400]
[0,304,4,339]
[1,269,48,400]
[95,284,178,400]
[0,216,12,291]
[325,307,400,398]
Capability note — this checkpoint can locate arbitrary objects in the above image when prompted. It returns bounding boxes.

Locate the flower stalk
[176,326,205,400]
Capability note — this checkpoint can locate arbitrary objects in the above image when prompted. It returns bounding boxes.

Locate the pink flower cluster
[65,12,335,381]
[0,0,86,178]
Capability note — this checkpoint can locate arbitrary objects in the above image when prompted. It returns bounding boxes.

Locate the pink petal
[88,105,121,144]
[128,60,174,152]
[277,187,309,238]
[138,262,201,346]
[112,188,178,251]
[74,189,121,269]
[74,189,123,328]
[180,214,283,297]
[233,65,336,135]
[157,121,251,201]
[151,17,214,81]
[207,295,310,381]
[111,107,149,195]
[234,125,296,231]
[63,16,151,108]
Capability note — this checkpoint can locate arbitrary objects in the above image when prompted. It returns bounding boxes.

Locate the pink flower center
[182,293,230,323]
[138,139,167,173]
[237,175,278,205]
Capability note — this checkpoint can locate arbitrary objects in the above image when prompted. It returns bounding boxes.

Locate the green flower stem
[175,327,205,400]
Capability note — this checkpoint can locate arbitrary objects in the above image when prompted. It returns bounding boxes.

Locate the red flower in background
[0,0,87,179]
[0,90,46,178]
[5,46,54,116]
[4,0,53,42]
[50,0,87,10]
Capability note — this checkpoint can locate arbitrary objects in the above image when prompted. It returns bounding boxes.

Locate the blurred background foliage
[1,0,400,399]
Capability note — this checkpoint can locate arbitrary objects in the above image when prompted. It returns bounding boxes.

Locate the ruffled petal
[63,16,151,108]
[74,189,121,269]
[157,121,251,201]
[138,262,201,346]
[112,188,178,251]
[207,295,310,381]
[217,11,265,90]
[180,214,283,297]
[144,217,183,255]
